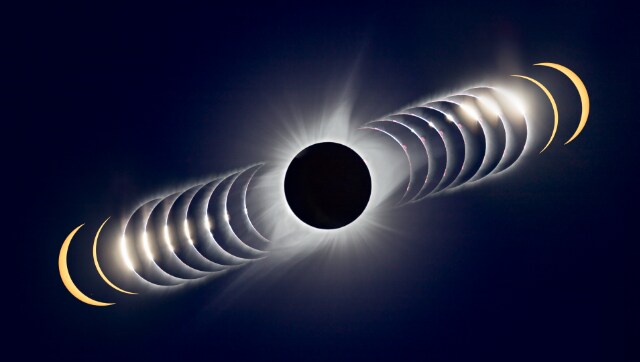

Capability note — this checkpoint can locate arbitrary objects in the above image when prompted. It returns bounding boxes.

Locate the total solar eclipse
[284,142,372,229]
[56,62,591,306]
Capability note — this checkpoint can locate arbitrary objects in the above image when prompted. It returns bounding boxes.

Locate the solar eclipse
[284,142,371,230]
[58,62,590,306]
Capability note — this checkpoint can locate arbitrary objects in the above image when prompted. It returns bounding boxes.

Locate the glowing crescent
[535,63,590,144]
[93,218,136,295]
[59,224,114,306]
[511,75,558,153]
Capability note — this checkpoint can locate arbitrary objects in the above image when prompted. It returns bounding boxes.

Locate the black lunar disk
[284,142,371,229]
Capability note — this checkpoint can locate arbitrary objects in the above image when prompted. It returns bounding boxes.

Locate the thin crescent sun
[511,75,558,153]
[93,218,136,295]
[535,62,590,145]
[59,224,114,306]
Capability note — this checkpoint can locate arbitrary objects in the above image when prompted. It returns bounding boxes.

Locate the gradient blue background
[7,1,636,360]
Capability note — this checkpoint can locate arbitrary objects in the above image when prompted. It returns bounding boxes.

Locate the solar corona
[58,62,590,307]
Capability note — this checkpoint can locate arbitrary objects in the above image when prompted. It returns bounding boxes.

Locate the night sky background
[8,1,637,360]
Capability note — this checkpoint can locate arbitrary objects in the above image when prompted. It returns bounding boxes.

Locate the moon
[93,218,136,295]
[511,75,558,153]
[535,63,590,145]
[284,142,371,229]
[59,224,114,306]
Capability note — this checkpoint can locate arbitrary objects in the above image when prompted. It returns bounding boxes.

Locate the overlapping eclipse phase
[59,62,590,306]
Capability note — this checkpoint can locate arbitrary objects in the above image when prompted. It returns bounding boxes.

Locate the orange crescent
[59,224,114,306]
[535,63,590,144]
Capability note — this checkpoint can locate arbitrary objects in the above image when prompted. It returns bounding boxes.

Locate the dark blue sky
[7,1,636,360]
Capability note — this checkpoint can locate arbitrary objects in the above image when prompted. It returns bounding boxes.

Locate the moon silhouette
[284,142,371,229]
[93,218,136,295]
[535,63,590,145]
[512,75,558,153]
[59,224,114,306]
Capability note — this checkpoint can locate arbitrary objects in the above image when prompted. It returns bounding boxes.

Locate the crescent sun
[59,224,114,306]
[535,62,590,144]
[511,75,558,153]
[93,218,136,295]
